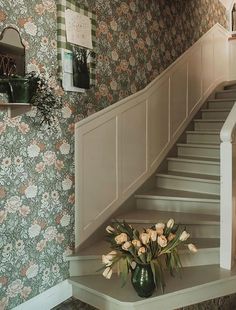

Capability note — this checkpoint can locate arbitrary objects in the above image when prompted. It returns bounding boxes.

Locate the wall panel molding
[75,24,230,246]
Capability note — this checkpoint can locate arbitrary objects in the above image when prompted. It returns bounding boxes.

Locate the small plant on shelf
[101,219,197,297]
[26,71,63,126]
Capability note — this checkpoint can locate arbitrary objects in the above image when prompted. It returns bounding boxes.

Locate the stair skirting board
[13,280,72,310]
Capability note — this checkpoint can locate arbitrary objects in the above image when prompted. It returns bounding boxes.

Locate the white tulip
[132,239,141,247]
[106,225,115,233]
[157,235,168,248]
[167,218,174,229]
[102,251,117,266]
[188,243,197,253]
[155,222,165,235]
[102,267,112,279]
[138,247,146,256]
[115,233,128,244]
[140,232,150,245]
[179,231,190,241]
[122,241,132,251]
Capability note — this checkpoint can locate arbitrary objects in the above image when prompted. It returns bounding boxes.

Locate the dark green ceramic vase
[131,264,155,298]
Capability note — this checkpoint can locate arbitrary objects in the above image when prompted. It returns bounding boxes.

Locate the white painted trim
[229,0,236,34]
[220,102,236,269]
[220,102,236,142]
[13,280,72,310]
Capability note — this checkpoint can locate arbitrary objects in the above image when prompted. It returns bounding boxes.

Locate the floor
[53,294,236,310]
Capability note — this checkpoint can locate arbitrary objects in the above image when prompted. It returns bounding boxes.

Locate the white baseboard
[13,280,72,310]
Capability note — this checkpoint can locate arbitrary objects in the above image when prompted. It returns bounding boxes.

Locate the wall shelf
[0,102,31,117]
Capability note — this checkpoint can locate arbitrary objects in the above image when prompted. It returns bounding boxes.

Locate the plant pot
[131,264,155,298]
[7,77,30,103]
[0,77,30,103]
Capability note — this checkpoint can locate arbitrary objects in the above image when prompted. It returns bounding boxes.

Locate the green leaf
[151,259,165,293]
[119,257,129,287]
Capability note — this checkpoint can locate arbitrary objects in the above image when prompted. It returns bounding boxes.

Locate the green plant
[101,219,197,292]
[27,71,63,126]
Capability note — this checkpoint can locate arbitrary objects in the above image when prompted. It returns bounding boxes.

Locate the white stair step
[177,143,220,159]
[67,238,220,277]
[201,108,230,119]
[186,131,220,144]
[224,83,236,90]
[194,119,224,131]
[207,99,235,109]
[167,156,219,176]
[215,89,236,99]
[156,171,220,195]
[68,265,236,310]
[135,188,219,215]
[115,209,219,239]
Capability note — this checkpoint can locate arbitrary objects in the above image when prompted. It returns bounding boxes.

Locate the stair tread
[116,209,219,225]
[201,108,231,112]
[194,119,225,122]
[216,89,236,94]
[156,171,220,182]
[68,265,236,306]
[135,188,220,201]
[177,143,219,148]
[208,98,235,102]
[186,130,220,135]
[167,156,220,164]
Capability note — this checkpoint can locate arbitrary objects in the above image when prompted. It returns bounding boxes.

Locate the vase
[131,264,155,298]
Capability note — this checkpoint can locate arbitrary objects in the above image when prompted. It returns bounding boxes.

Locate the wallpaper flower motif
[0,0,227,309]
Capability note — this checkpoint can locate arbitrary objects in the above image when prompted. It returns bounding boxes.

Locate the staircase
[67,83,236,310]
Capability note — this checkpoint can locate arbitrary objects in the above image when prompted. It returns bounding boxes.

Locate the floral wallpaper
[0,0,227,309]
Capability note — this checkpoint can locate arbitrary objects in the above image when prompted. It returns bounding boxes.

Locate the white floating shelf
[0,102,31,117]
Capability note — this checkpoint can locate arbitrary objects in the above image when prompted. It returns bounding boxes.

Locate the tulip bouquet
[101,218,197,292]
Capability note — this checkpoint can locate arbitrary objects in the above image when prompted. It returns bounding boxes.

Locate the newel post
[220,103,236,270]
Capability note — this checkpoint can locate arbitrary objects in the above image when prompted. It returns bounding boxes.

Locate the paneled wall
[75,24,229,246]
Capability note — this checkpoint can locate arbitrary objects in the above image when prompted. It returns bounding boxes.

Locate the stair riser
[168,160,220,176]
[224,84,236,90]
[201,111,229,119]
[136,198,220,215]
[70,259,101,276]
[194,121,224,131]
[207,101,235,109]
[177,146,220,159]
[69,248,219,277]
[215,91,236,99]
[184,224,219,238]
[156,176,219,195]
[133,223,219,238]
[179,249,219,267]
[186,133,220,144]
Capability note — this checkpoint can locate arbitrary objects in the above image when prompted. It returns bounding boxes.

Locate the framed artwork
[57,0,96,91]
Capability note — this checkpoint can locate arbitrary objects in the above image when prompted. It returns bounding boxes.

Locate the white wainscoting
[75,23,230,247]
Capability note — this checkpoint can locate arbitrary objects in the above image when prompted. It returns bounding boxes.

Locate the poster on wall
[57,1,96,92]
[65,9,93,49]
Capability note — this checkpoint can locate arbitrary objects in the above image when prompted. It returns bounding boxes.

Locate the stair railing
[220,101,236,269]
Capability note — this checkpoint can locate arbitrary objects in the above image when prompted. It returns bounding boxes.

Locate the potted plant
[26,71,63,126]
[0,75,30,103]
[101,219,197,297]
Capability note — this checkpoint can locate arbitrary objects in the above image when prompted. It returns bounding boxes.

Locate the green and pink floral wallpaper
[0,0,227,309]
